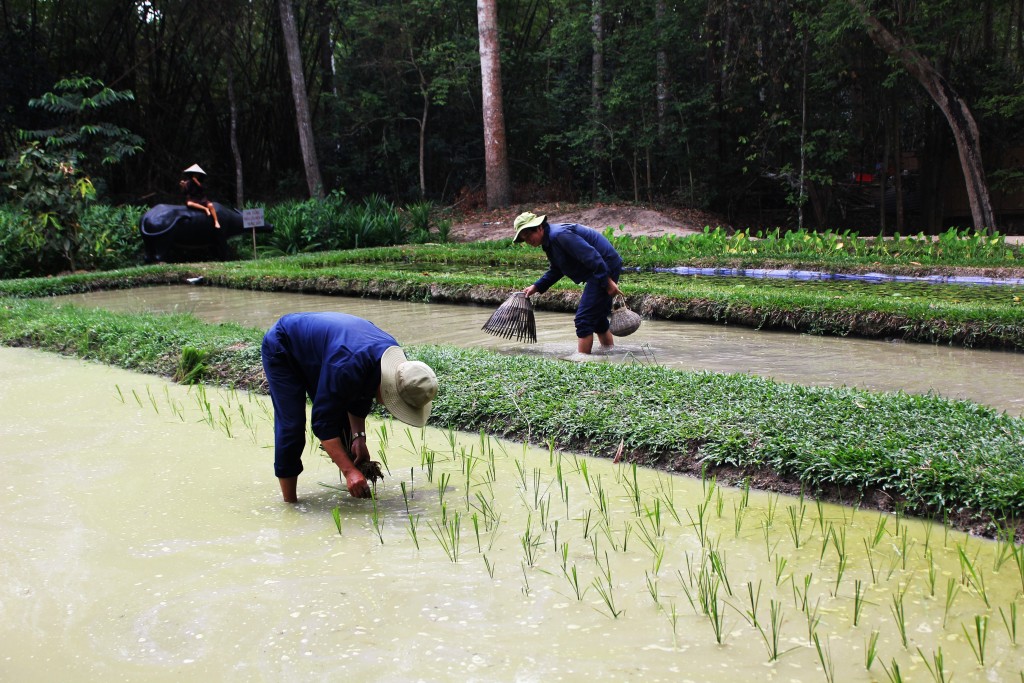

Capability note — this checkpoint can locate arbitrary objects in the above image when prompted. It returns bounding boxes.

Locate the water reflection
[49,285,1024,415]
[3,347,1021,681]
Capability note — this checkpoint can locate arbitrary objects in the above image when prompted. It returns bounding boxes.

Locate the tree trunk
[655,0,668,137]
[476,0,511,209]
[591,0,604,195]
[278,0,324,199]
[227,59,244,208]
[848,0,997,231]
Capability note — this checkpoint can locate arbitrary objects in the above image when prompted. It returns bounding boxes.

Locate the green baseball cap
[513,212,546,242]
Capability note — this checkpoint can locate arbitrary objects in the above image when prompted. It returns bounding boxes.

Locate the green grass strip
[2,296,1021,531]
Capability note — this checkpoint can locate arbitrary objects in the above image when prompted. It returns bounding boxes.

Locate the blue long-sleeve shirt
[533,223,623,293]
[266,312,395,443]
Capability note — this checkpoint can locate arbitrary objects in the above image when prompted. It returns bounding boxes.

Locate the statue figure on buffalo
[140,203,273,263]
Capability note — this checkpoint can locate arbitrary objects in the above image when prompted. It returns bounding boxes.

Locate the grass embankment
[2,297,1022,538]
[2,238,1023,348]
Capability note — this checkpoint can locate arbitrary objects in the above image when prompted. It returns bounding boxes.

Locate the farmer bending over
[514,212,623,354]
[261,312,438,502]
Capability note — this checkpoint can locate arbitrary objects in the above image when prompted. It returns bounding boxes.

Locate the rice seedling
[890,590,908,648]
[863,539,879,584]
[764,493,779,527]
[927,549,937,597]
[581,508,594,539]
[774,554,788,586]
[331,506,342,535]
[917,647,950,683]
[792,572,814,613]
[538,494,552,530]
[961,615,989,666]
[483,553,495,578]
[563,562,586,600]
[1000,602,1018,645]
[471,512,482,552]
[943,578,960,628]
[871,515,888,549]
[864,630,880,669]
[644,499,664,537]
[1013,543,1024,594]
[709,547,732,596]
[579,459,591,492]
[114,384,125,403]
[645,571,661,608]
[370,490,384,544]
[400,481,411,514]
[738,580,762,628]
[436,471,451,507]
[853,579,868,626]
[715,489,725,518]
[787,504,806,549]
[471,491,499,532]
[666,600,680,638]
[428,511,461,562]
[217,405,233,438]
[992,520,1018,571]
[520,514,542,567]
[958,544,990,607]
[591,573,622,618]
[131,387,143,407]
[755,599,792,661]
[687,502,711,548]
[812,632,835,683]
[733,501,746,538]
[831,528,848,596]
[805,595,823,644]
[880,658,904,683]
[521,562,532,597]
[406,514,420,549]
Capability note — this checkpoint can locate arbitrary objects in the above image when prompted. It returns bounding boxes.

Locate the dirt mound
[446,203,729,242]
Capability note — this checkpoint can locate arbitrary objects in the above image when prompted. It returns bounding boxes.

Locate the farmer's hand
[343,467,370,498]
[349,435,370,468]
[524,285,538,297]
[606,279,622,297]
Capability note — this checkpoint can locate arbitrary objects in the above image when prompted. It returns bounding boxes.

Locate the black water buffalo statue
[140,202,272,263]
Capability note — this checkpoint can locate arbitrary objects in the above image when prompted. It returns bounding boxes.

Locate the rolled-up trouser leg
[574,269,620,338]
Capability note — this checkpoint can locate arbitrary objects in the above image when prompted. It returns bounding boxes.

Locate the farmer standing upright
[514,212,623,354]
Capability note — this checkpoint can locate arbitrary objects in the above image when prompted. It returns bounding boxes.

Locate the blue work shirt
[264,312,395,443]
[533,223,623,294]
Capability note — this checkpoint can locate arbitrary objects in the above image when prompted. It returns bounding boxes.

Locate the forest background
[2,0,1024,235]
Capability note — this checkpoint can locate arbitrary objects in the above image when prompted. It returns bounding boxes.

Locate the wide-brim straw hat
[513,212,546,242]
[182,163,206,176]
[379,346,438,427]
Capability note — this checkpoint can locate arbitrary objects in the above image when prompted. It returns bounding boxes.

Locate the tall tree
[476,0,511,208]
[279,0,324,199]
[848,0,997,231]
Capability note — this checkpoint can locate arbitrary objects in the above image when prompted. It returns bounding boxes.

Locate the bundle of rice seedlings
[481,292,537,343]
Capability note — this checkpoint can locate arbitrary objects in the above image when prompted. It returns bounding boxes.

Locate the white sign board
[242,208,265,228]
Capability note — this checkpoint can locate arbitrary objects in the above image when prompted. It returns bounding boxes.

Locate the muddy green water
[2,347,1022,681]
[50,285,1024,415]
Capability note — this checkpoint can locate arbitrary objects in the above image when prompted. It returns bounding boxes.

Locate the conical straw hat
[182,164,206,175]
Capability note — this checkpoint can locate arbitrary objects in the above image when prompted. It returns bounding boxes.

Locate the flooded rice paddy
[49,285,1024,415]
[2,347,1022,681]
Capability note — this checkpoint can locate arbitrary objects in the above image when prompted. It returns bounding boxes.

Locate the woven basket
[609,294,641,337]
[482,292,537,343]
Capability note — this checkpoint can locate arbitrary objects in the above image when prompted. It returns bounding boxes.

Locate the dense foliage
[1,1,1022,231]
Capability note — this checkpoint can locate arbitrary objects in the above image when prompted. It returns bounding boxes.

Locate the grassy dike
[2,242,1022,349]
[2,295,1022,539]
